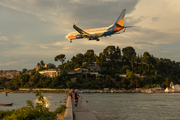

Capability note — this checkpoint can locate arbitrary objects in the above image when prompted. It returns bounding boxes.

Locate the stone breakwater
[64,95,73,120]
[64,94,106,120]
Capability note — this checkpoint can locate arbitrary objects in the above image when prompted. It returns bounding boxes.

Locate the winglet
[74,20,76,25]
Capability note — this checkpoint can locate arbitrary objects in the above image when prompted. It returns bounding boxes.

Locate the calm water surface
[79,93,180,120]
[0,93,67,111]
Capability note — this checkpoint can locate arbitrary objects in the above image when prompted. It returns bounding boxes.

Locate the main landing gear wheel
[96,39,99,41]
[70,40,72,43]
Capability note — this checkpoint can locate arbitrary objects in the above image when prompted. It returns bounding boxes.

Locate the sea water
[80,93,180,120]
[0,93,67,111]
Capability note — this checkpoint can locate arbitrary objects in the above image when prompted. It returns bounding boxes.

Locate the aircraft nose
[65,35,69,39]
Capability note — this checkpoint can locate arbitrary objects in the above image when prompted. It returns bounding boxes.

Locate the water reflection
[34,96,50,108]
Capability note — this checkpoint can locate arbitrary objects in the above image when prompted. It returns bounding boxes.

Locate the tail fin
[109,9,126,32]
[115,9,126,27]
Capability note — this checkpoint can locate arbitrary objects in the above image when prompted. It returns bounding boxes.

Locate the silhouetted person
[73,92,79,107]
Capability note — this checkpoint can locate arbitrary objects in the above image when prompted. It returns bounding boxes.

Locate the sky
[0,0,180,71]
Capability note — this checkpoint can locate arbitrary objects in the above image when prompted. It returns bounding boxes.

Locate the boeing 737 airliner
[65,9,133,43]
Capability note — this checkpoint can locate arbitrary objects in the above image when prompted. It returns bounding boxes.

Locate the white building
[39,69,61,77]
[119,74,127,78]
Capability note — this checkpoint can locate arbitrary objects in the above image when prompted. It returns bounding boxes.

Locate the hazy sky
[0,0,180,71]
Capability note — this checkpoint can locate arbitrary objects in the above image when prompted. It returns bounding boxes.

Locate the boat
[0,103,13,106]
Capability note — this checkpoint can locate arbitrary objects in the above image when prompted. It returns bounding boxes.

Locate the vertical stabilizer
[115,9,126,26]
[109,9,126,32]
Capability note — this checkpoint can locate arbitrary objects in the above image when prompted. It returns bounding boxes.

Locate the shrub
[54,105,66,115]
[2,91,57,120]
[0,110,14,119]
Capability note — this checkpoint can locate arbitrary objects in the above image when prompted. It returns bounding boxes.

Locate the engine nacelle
[76,34,83,39]
[88,34,100,40]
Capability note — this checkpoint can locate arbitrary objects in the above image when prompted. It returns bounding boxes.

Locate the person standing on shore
[73,92,79,107]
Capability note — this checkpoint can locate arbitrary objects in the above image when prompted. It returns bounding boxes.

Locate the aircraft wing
[73,21,92,38]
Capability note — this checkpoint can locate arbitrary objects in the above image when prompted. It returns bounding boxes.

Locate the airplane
[65,9,133,43]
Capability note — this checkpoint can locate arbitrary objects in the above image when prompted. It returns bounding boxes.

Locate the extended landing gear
[70,40,72,43]
[88,38,99,41]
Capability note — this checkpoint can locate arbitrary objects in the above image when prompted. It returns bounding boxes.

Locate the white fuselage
[65,26,112,40]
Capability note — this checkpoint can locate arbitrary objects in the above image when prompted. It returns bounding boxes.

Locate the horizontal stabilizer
[124,26,135,28]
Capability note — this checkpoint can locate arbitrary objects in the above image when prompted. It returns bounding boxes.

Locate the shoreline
[0,89,179,93]
[0,90,180,94]
[0,90,68,93]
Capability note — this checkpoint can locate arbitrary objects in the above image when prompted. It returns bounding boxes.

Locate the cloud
[0,36,8,41]
[152,17,159,21]
[26,0,37,5]
[40,45,49,49]
[1,0,180,71]
[0,59,30,66]
[134,41,153,45]
[5,60,30,66]
[129,0,180,33]
[0,0,140,27]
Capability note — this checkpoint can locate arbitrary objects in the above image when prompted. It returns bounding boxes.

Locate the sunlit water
[0,93,67,111]
[79,93,180,120]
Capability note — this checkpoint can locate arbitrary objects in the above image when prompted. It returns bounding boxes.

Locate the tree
[103,46,121,67]
[66,81,72,88]
[22,68,27,74]
[54,54,66,67]
[71,56,76,63]
[29,72,41,87]
[103,75,112,87]
[126,69,133,80]
[18,73,30,87]
[40,60,45,66]
[31,70,36,75]
[103,46,115,60]
[64,61,74,70]
[4,81,11,89]
[141,52,156,65]
[75,53,84,65]
[96,53,105,68]
[122,46,136,62]
[131,55,136,70]
[84,49,96,64]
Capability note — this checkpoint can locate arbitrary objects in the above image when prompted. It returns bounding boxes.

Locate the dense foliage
[1,45,180,90]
